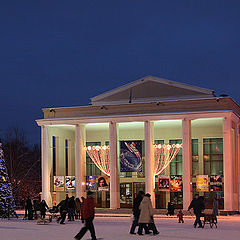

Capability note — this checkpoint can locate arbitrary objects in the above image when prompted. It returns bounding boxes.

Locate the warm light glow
[85,145,110,176]
[154,143,182,176]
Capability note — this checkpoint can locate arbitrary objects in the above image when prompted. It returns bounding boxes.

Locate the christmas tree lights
[0,143,16,218]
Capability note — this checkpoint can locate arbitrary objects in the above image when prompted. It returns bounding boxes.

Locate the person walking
[212,197,219,223]
[177,210,184,223]
[39,200,49,219]
[74,191,97,240]
[212,197,219,216]
[24,196,33,220]
[167,202,175,216]
[138,193,159,235]
[68,196,76,221]
[75,198,81,220]
[129,190,145,235]
[57,196,69,224]
[188,194,205,228]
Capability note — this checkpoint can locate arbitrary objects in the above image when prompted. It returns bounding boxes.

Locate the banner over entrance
[120,141,142,172]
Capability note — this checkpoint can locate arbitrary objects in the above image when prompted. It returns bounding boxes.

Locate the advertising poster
[54,176,64,191]
[97,176,109,191]
[86,176,97,191]
[196,175,209,192]
[170,175,182,192]
[120,141,142,172]
[65,176,76,191]
[210,175,223,192]
[158,175,170,191]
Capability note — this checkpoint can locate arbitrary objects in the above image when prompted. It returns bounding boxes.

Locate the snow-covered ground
[1,216,240,240]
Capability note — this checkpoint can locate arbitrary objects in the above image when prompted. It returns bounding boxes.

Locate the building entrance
[95,191,110,208]
[120,182,145,208]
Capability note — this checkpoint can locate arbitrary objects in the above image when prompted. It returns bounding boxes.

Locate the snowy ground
[1,216,240,240]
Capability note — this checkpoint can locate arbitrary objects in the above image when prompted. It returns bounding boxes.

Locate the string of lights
[154,143,182,176]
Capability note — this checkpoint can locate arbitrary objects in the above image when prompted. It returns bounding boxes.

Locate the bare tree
[2,127,41,205]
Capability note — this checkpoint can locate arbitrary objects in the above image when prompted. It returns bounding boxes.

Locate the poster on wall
[65,176,76,191]
[170,175,182,192]
[120,141,142,172]
[210,175,223,192]
[158,175,170,191]
[196,175,209,192]
[86,176,97,191]
[54,176,64,191]
[97,176,109,191]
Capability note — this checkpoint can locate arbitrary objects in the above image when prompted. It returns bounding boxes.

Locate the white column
[182,119,192,210]
[237,124,240,212]
[75,124,86,199]
[144,121,155,208]
[41,125,52,206]
[223,117,234,211]
[109,122,120,209]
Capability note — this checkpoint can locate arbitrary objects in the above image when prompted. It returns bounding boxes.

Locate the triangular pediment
[90,76,214,105]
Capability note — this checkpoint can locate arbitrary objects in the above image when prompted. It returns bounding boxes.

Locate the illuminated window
[170,139,182,175]
[203,138,223,175]
[86,142,102,176]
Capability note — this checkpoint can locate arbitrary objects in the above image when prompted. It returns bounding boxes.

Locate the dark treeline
[1,127,41,207]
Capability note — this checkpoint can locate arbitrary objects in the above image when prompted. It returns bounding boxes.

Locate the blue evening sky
[0,0,239,143]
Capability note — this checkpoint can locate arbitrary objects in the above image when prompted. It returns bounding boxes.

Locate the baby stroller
[49,206,59,220]
[36,215,52,225]
[202,214,217,228]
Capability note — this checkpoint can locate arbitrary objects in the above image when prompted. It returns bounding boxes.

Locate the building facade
[36,76,240,211]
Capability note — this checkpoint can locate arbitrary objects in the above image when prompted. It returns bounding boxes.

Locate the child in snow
[177,210,184,223]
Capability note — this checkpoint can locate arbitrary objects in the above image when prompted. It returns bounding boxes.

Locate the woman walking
[138,193,159,235]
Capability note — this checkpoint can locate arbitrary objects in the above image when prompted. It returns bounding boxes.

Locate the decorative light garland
[154,143,182,176]
[85,143,182,177]
[85,145,110,176]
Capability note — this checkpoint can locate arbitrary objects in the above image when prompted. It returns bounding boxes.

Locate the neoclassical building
[36,76,240,211]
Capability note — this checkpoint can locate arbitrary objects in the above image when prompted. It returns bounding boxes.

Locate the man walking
[74,191,97,240]
[129,191,145,234]
[188,194,205,228]
[57,196,69,224]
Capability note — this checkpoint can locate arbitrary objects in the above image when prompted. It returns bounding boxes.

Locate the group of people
[130,191,159,236]
[188,194,219,228]
[56,196,85,224]
[23,192,220,239]
[24,196,50,220]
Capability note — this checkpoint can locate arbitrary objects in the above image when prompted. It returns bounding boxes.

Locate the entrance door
[95,191,110,208]
[120,182,145,208]
[120,183,132,208]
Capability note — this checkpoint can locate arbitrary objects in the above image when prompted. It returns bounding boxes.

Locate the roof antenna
[129,89,132,103]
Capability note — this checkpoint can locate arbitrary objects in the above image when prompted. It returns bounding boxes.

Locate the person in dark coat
[57,196,69,224]
[129,191,145,234]
[40,200,49,219]
[33,200,40,219]
[74,191,97,240]
[25,196,33,220]
[188,194,205,228]
[167,202,175,216]
[68,196,76,221]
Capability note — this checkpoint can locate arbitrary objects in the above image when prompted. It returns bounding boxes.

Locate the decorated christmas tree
[0,143,16,217]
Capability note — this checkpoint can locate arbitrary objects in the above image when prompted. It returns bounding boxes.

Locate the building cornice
[36,110,234,126]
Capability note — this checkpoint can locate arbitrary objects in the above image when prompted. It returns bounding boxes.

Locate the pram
[36,215,52,224]
[48,206,59,220]
[202,214,217,228]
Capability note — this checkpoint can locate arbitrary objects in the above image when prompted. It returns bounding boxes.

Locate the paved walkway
[1,215,240,240]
